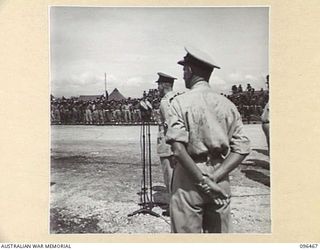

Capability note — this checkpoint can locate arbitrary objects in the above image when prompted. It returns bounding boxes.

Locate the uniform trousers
[160,156,174,193]
[170,158,231,233]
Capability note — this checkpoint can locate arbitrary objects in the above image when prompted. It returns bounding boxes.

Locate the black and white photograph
[49,6,270,234]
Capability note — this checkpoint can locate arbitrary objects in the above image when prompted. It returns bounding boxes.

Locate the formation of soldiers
[227,88,269,124]
[50,87,268,126]
[50,93,161,125]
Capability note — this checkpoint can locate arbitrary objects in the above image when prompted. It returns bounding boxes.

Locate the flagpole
[104,73,107,96]
[104,73,108,100]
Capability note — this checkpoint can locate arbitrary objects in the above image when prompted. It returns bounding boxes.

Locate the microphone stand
[128,110,160,218]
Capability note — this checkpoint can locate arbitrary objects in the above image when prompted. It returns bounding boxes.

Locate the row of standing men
[50,101,265,125]
[51,101,161,124]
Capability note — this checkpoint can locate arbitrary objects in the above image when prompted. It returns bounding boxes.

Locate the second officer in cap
[165,47,251,233]
[156,72,181,216]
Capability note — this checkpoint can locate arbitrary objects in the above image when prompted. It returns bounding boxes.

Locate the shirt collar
[163,90,176,100]
[190,80,210,90]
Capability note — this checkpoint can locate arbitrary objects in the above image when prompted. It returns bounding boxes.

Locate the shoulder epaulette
[169,92,184,103]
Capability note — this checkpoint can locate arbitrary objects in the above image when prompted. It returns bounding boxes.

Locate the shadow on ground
[241,169,270,187]
[242,159,270,170]
[135,185,169,214]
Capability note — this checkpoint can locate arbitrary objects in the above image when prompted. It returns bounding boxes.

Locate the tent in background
[108,88,126,101]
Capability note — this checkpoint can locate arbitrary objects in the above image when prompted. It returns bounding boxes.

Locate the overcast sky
[50,7,269,98]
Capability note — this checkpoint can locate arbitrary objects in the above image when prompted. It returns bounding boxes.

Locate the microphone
[139,99,153,122]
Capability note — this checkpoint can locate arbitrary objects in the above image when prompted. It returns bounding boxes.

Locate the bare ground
[50,125,270,234]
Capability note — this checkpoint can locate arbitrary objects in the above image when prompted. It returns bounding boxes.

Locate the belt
[191,153,222,163]
[191,153,209,163]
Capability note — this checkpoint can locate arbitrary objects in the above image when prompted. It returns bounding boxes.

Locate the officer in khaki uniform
[166,47,251,233]
[155,73,180,215]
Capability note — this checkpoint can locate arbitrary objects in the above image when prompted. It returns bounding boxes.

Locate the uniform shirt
[166,80,250,157]
[123,104,130,111]
[157,91,180,157]
[160,91,181,133]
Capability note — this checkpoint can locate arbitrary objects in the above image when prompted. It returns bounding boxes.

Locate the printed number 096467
[300,244,318,248]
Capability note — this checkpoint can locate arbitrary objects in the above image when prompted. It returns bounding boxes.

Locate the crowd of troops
[50,93,161,125]
[227,89,269,123]
[50,88,268,125]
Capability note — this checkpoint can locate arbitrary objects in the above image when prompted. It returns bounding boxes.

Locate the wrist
[196,175,209,188]
[202,173,217,183]
[208,173,218,183]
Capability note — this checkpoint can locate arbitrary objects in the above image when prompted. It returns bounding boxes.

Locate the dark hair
[188,62,213,81]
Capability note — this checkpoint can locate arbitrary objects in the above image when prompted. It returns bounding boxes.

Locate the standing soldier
[85,102,93,125]
[114,102,122,123]
[123,100,131,123]
[104,101,112,123]
[71,102,78,124]
[97,101,105,125]
[54,102,61,124]
[133,100,142,123]
[155,72,180,216]
[92,102,99,124]
[166,47,251,233]
[50,103,55,124]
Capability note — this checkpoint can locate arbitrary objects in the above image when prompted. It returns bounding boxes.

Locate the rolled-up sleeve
[229,108,251,155]
[165,99,189,144]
